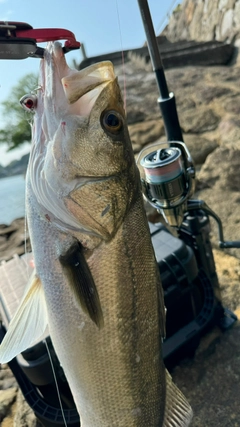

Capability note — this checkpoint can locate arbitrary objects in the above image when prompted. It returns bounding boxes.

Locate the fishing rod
[136,0,240,250]
[136,0,238,365]
[136,0,196,228]
[137,0,183,142]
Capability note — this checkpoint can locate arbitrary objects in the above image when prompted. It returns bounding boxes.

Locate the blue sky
[0,0,181,165]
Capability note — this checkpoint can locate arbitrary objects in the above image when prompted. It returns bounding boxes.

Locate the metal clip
[0,21,80,59]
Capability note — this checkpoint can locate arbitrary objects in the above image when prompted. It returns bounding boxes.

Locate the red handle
[15,28,80,49]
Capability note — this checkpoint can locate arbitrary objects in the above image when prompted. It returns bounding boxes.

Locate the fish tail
[163,369,193,427]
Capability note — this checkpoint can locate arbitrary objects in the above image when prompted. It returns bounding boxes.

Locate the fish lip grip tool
[0,21,80,59]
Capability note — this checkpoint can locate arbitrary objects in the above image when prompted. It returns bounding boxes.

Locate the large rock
[165,0,240,46]
[0,365,17,391]
[213,249,240,311]
[197,146,240,258]
[172,322,240,427]
[128,119,165,152]
[0,387,17,423]
[198,146,240,189]
[182,134,218,165]
[14,391,41,427]
[180,107,220,133]
[217,116,240,145]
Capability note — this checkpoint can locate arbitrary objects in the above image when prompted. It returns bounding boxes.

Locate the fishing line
[24,215,28,257]
[24,220,30,281]
[23,205,33,280]
[115,0,127,112]
[156,0,179,34]
[44,338,68,427]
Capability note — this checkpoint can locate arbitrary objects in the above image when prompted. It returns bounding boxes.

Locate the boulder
[0,386,17,423]
[197,146,240,258]
[128,119,165,150]
[164,0,240,47]
[182,134,218,165]
[180,107,220,133]
[13,391,41,427]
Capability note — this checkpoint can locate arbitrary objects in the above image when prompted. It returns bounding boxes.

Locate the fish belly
[28,184,165,427]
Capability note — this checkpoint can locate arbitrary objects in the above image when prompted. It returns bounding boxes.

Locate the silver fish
[0,41,192,426]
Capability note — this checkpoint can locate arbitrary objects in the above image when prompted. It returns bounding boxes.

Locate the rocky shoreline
[1,57,240,425]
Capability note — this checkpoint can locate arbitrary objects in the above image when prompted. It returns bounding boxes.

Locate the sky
[0,0,181,166]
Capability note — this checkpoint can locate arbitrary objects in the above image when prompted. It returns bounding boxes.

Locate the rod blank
[137,0,169,98]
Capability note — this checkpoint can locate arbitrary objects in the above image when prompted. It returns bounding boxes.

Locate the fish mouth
[62,61,115,116]
[38,43,116,118]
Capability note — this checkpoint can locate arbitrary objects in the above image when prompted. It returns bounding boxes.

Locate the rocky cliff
[165,0,240,49]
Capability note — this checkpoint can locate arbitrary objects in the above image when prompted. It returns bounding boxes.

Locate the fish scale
[25,204,162,426]
[0,41,192,427]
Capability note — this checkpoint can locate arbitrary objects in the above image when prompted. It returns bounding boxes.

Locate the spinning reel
[137,141,195,227]
[137,139,240,249]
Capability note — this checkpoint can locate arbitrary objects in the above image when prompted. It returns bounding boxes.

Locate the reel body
[137,141,195,227]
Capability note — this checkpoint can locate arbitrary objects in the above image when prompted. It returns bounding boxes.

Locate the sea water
[0,175,25,225]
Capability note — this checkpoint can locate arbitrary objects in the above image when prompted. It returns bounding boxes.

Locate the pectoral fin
[60,242,104,329]
[0,271,48,364]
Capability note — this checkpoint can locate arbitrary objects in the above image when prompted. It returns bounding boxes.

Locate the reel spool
[137,141,195,227]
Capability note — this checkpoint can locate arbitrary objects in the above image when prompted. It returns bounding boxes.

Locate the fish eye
[20,94,37,113]
[101,110,123,134]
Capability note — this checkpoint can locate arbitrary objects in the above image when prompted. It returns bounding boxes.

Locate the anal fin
[163,369,193,427]
[60,242,104,329]
[0,271,48,364]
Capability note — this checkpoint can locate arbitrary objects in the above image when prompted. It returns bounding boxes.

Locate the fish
[0,41,192,426]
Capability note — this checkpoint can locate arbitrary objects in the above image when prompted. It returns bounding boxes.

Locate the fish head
[28,42,138,246]
[59,60,134,180]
